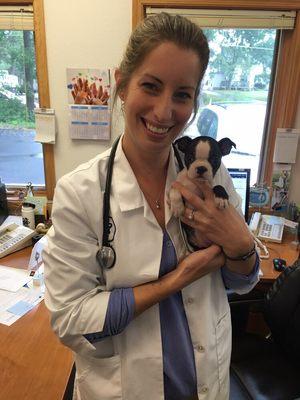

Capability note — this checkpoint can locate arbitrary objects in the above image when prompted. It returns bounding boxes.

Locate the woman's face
[119,42,201,156]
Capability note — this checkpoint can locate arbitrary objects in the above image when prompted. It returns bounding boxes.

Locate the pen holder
[22,202,36,230]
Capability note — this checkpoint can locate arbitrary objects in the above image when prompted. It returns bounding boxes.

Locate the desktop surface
[0,232,297,400]
[0,246,73,400]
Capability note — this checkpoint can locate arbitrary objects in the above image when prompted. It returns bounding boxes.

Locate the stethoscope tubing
[97,136,186,269]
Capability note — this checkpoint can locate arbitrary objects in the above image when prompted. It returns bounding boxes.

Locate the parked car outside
[184,102,267,184]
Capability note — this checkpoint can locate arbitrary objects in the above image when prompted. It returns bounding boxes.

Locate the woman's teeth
[145,121,170,134]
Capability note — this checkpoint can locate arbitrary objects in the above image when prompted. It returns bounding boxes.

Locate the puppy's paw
[213,185,229,209]
[215,197,229,209]
[170,201,185,218]
[169,187,185,217]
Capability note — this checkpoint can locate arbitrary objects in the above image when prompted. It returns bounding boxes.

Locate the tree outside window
[0,29,45,185]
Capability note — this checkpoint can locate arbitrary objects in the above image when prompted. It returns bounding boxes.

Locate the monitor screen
[228,168,250,222]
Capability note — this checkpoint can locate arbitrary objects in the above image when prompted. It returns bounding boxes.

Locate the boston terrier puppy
[168,135,236,249]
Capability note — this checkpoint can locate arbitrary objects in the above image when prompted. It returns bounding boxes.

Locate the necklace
[135,165,167,211]
[155,185,165,209]
[139,181,165,210]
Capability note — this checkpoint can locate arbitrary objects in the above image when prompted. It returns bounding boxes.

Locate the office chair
[230,258,300,400]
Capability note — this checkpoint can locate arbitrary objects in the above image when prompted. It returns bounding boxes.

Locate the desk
[0,247,73,400]
[259,231,299,283]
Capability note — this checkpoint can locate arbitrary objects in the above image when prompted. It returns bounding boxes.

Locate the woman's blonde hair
[115,12,210,115]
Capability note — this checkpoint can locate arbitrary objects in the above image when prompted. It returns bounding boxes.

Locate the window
[0,1,55,200]
[184,27,278,185]
[133,1,300,187]
[0,27,44,185]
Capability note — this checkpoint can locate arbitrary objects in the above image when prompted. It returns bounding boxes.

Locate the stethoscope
[96,135,184,270]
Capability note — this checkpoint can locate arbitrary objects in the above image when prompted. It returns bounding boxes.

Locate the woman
[44,13,259,400]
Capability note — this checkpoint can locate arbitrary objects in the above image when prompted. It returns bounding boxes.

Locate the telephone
[0,223,35,258]
[249,212,284,243]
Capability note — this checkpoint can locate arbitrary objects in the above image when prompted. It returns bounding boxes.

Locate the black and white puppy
[168,135,236,249]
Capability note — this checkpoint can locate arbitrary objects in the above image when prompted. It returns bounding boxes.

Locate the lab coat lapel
[112,138,159,228]
[113,139,144,212]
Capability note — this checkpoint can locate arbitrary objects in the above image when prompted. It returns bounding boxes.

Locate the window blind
[146,8,296,29]
[0,5,34,31]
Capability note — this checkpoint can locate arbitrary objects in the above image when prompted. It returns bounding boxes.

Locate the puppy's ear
[174,136,192,153]
[218,138,236,156]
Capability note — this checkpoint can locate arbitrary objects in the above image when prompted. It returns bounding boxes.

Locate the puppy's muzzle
[196,166,207,176]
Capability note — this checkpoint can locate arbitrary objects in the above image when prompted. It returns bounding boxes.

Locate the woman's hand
[172,180,254,259]
[90,83,109,105]
[133,244,224,316]
[71,78,109,105]
[72,77,91,104]
[176,244,225,287]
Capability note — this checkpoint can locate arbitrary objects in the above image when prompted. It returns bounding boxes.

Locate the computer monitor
[228,168,251,222]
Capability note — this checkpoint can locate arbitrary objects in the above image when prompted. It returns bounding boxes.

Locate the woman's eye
[142,82,158,92]
[174,91,192,101]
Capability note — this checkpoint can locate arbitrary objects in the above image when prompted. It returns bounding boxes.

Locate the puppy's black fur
[169,135,236,249]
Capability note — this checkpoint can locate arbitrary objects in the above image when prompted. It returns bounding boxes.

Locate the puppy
[169,135,236,249]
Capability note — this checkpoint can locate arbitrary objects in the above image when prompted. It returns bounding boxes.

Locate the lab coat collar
[113,136,144,212]
[112,136,178,223]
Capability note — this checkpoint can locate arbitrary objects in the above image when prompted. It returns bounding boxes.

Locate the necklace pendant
[155,200,161,209]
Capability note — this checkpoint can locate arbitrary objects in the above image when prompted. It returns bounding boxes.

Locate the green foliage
[0,30,37,123]
[203,28,276,87]
[208,90,267,104]
[0,98,35,128]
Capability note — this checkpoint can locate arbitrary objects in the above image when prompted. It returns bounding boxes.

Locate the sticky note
[7,301,35,316]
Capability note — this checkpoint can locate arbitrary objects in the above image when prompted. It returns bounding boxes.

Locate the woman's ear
[114,69,125,101]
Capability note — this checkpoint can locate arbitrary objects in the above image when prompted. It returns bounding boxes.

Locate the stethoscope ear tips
[97,246,116,269]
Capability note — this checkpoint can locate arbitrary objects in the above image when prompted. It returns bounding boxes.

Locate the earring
[121,101,125,114]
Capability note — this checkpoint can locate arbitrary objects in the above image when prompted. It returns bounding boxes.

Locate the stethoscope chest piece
[97,245,116,270]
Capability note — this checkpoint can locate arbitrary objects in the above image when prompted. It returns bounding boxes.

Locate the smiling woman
[119,42,201,163]
[44,12,259,400]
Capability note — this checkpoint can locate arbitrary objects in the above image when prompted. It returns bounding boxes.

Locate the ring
[188,209,195,221]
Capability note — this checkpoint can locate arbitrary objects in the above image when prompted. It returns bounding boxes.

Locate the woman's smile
[141,117,173,136]
[120,41,201,157]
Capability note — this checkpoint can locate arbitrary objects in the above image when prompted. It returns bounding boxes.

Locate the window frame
[0,0,55,201]
[132,0,300,186]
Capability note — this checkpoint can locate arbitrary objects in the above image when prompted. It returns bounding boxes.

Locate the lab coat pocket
[215,311,231,391]
[76,354,122,400]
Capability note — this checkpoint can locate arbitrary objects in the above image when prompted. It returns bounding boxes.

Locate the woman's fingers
[201,243,222,259]
[172,181,204,210]
[195,180,215,202]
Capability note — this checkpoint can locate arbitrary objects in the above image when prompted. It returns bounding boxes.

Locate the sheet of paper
[0,265,32,292]
[69,105,110,140]
[0,284,43,326]
[284,218,298,229]
[28,235,47,272]
[0,215,22,228]
[273,128,299,163]
[34,108,56,144]
[7,300,35,315]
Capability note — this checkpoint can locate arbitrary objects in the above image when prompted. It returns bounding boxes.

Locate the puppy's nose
[196,166,207,175]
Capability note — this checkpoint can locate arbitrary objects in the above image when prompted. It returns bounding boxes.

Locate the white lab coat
[44,138,250,400]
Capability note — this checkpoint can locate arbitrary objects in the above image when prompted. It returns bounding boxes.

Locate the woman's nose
[153,94,174,122]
